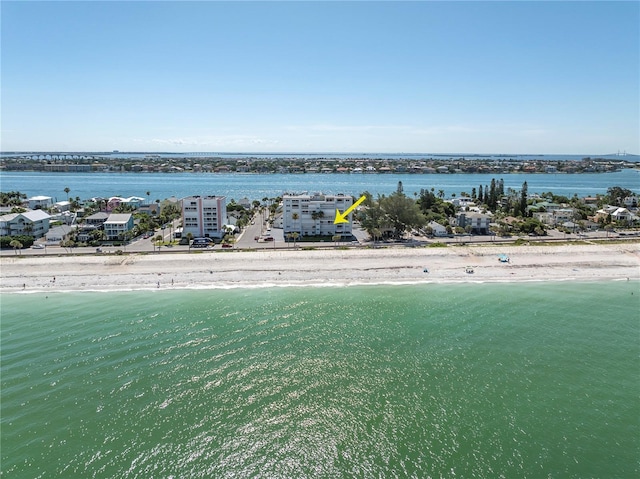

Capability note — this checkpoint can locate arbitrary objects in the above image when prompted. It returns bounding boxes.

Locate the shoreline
[1,243,639,294]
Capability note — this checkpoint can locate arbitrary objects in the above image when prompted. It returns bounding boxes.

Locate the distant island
[1,152,638,174]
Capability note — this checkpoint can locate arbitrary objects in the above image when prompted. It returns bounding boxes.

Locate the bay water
[2,281,638,478]
[1,170,638,202]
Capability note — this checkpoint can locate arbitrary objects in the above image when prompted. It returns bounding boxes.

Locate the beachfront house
[594,205,618,222]
[529,201,562,213]
[106,196,145,212]
[282,193,353,238]
[449,197,475,209]
[45,225,75,244]
[426,221,448,237]
[181,195,228,239]
[0,210,51,238]
[84,212,109,227]
[53,200,71,212]
[27,195,53,210]
[104,213,134,240]
[611,207,638,225]
[533,211,553,226]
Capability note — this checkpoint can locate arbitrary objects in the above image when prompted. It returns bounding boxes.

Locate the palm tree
[61,239,75,253]
[146,191,151,205]
[438,189,445,199]
[64,187,70,201]
[291,212,300,235]
[311,210,324,235]
[9,239,23,255]
[290,231,300,248]
[154,234,164,252]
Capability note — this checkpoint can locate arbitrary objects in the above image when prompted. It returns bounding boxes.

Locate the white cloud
[284,124,412,133]
[132,135,280,150]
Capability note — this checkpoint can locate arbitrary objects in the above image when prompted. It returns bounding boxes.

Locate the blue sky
[2,0,638,154]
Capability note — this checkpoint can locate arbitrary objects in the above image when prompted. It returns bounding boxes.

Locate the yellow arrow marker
[334,195,367,224]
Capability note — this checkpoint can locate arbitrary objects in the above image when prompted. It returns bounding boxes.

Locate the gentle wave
[2,282,639,478]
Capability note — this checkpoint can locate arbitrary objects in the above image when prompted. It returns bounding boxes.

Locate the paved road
[2,225,637,257]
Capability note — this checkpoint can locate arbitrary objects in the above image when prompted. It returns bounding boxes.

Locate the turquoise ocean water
[2,282,639,478]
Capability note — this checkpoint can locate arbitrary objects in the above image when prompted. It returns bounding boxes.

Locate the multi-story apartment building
[283,193,353,237]
[454,212,492,234]
[182,195,227,239]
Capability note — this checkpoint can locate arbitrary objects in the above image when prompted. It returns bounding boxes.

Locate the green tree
[606,186,634,207]
[519,181,529,217]
[64,187,70,201]
[379,191,425,236]
[359,196,389,239]
[0,191,27,207]
[488,178,497,210]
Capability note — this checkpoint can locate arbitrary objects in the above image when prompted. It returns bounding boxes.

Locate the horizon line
[1,151,638,157]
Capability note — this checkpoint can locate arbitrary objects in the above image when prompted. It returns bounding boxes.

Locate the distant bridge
[1,152,114,161]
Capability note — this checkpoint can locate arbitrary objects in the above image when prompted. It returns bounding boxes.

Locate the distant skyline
[1,1,638,155]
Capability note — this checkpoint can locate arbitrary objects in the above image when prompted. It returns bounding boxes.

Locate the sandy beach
[1,242,639,293]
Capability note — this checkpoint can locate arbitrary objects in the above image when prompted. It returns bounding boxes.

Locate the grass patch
[429,242,448,248]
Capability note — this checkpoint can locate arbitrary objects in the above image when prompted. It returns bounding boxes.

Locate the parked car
[31,244,45,249]
[222,243,233,248]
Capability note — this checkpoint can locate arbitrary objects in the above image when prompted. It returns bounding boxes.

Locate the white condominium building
[182,195,227,239]
[283,193,353,237]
